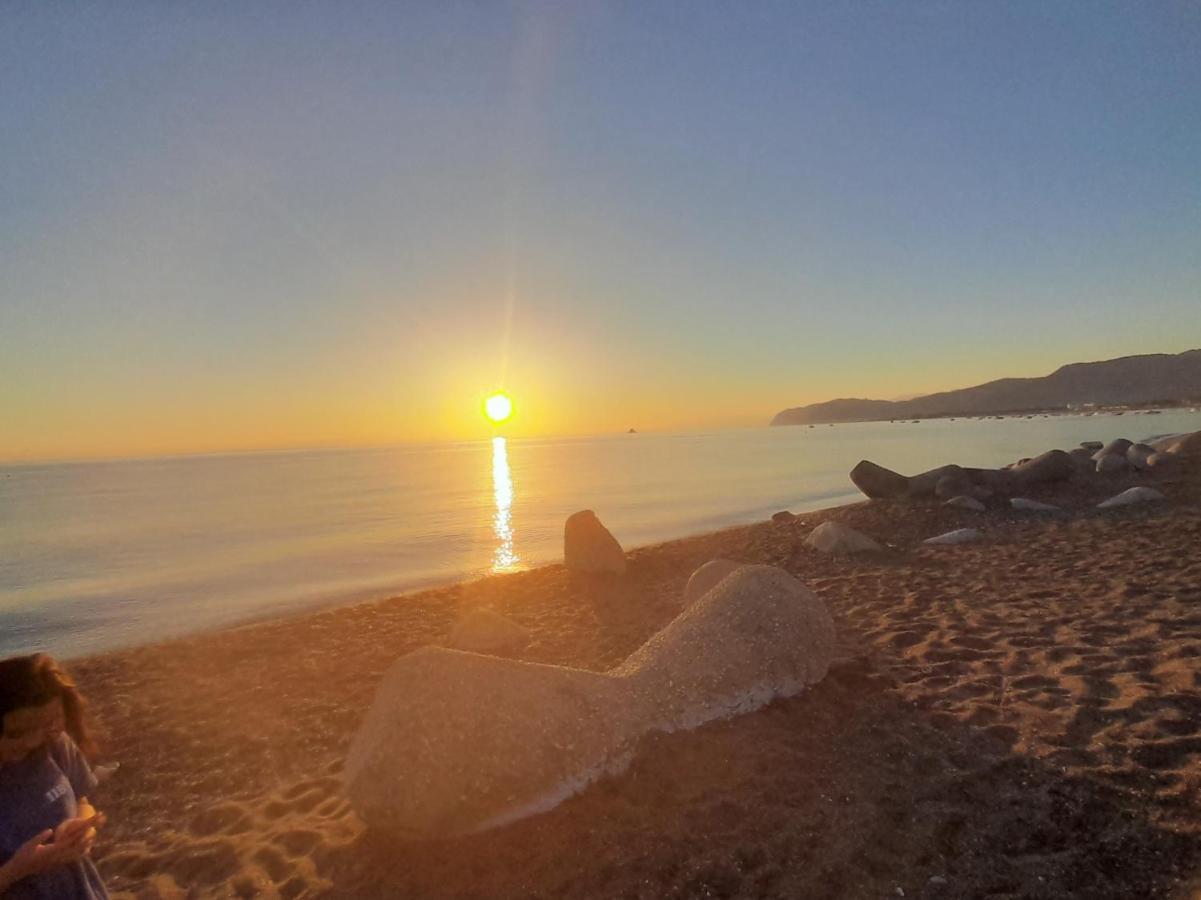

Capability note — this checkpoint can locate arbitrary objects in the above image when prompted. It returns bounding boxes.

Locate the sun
[483,391,513,424]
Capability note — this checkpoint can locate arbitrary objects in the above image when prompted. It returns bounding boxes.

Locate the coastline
[73,455,1201,898]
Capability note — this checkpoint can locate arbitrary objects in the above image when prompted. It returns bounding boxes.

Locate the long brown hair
[0,654,97,758]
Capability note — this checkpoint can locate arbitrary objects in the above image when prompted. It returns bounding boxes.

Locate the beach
[75,454,1201,899]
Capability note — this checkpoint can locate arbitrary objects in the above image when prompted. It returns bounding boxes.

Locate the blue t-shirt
[0,734,108,899]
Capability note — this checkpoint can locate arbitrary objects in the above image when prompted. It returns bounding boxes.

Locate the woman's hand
[0,826,89,890]
[53,813,104,856]
[56,797,105,855]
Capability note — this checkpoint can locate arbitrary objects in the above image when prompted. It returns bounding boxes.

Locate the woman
[0,654,108,899]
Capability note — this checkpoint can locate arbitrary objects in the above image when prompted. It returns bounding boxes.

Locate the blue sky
[2,1,1199,459]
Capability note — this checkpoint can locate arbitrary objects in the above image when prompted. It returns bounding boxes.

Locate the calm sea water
[3,410,1199,660]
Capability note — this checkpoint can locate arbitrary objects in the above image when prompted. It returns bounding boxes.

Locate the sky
[2,1,1200,462]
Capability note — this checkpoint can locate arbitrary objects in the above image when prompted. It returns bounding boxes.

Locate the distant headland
[771,350,1201,426]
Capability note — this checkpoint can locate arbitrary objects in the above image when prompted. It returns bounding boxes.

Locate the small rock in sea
[683,558,744,608]
[923,528,982,545]
[1097,487,1166,509]
[943,495,985,511]
[1080,441,1103,451]
[804,521,883,554]
[1092,438,1132,461]
[446,609,530,654]
[1095,453,1128,474]
[772,510,797,524]
[1010,497,1060,512]
[1126,442,1156,471]
[564,509,626,574]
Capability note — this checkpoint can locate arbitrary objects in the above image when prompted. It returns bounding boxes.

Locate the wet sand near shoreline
[76,459,1201,898]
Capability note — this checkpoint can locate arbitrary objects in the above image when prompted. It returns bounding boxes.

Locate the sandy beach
[73,455,1201,899]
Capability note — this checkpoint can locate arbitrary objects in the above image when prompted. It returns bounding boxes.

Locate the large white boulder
[445,608,530,654]
[683,558,744,607]
[1097,487,1166,509]
[345,566,834,837]
[923,528,982,545]
[563,509,626,574]
[804,521,883,554]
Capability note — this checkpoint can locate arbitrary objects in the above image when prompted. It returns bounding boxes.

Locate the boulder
[908,464,966,497]
[683,559,744,608]
[936,469,996,500]
[849,460,910,499]
[944,495,985,511]
[1010,498,1060,512]
[1010,450,1074,486]
[1096,453,1128,475]
[446,609,530,654]
[1092,438,1132,461]
[772,510,797,524]
[345,566,834,836]
[1068,447,1096,470]
[804,521,883,554]
[1147,452,1180,471]
[1097,487,1166,509]
[934,472,974,500]
[1169,430,1201,456]
[1080,441,1103,451]
[1149,433,1185,453]
[973,468,1014,493]
[1147,431,1201,455]
[564,510,626,574]
[923,528,982,545]
[1126,443,1156,471]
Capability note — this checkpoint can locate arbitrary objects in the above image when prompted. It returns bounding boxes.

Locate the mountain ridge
[770,350,1201,426]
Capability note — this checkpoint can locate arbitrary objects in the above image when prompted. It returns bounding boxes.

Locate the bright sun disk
[484,392,513,424]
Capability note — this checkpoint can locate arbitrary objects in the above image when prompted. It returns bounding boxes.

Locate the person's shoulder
[46,732,84,769]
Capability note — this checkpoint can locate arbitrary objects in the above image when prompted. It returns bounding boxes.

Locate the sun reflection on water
[491,436,519,573]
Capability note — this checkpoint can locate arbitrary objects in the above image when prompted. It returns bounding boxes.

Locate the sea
[3,410,1200,660]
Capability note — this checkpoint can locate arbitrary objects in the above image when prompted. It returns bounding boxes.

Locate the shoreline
[69,451,1201,898]
[69,454,1187,672]
[48,488,865,665]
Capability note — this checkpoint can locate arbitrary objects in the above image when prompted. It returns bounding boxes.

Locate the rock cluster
[846,429,1199,505]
